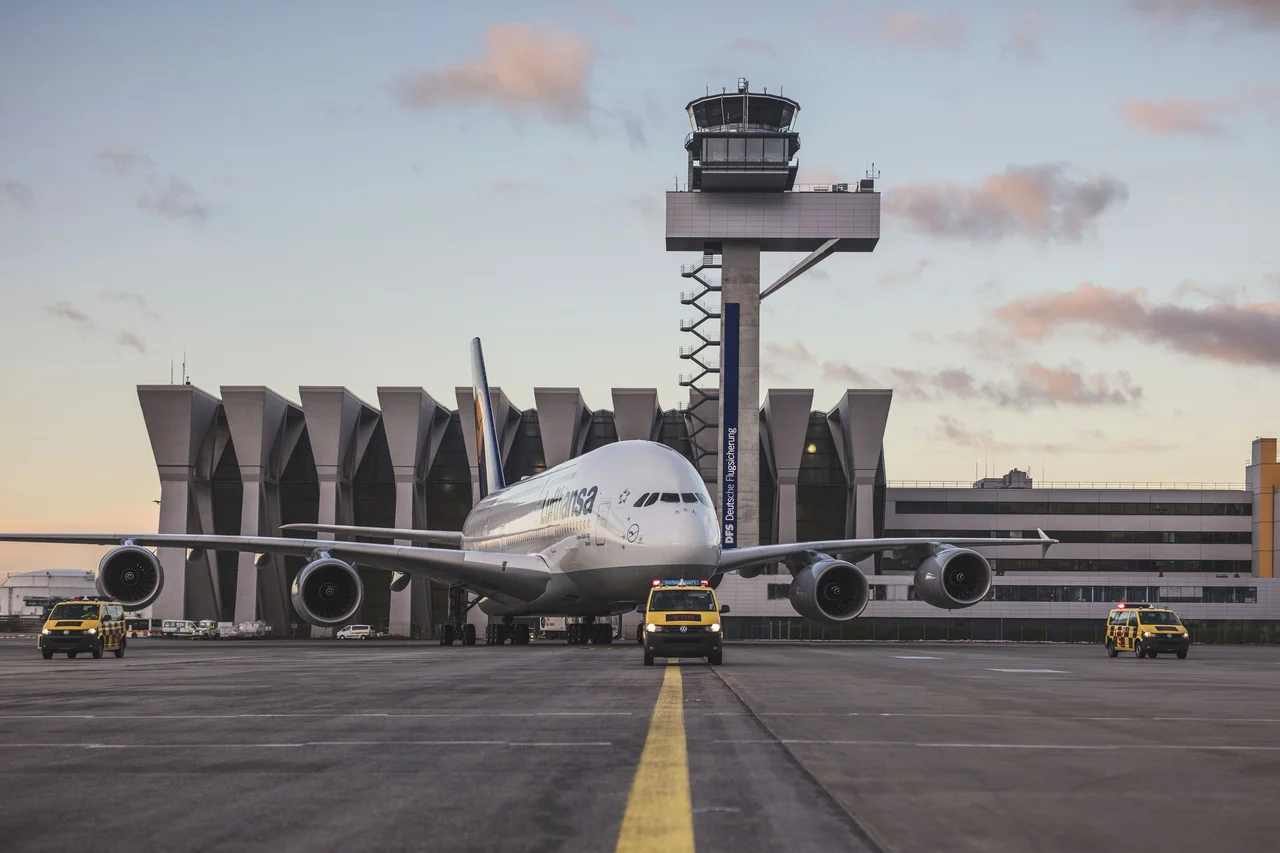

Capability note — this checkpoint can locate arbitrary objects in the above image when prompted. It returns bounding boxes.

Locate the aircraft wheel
[439,624,455,646]
[463,623,477,646]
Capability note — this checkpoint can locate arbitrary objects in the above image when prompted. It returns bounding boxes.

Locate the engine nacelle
[913,548,992,610]
[788,559,870,626]
[97,545,164,610]
[291,557,364,627]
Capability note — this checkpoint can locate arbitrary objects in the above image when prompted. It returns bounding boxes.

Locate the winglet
[471,337,506,499]
[1037,528,1056,557]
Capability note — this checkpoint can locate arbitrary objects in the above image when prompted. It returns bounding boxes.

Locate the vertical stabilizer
[470,337,506,499]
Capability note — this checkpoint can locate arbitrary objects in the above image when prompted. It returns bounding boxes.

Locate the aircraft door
[594,502,611,546]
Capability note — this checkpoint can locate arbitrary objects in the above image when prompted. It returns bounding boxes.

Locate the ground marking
[615,663,695,853]
[0,711,632,720]
[712,739,1280,751]
[892,655,943,660]
[0,740,613,749]
[987,668,1069,673]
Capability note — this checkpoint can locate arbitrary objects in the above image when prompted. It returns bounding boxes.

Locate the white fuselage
[462,441,721,617]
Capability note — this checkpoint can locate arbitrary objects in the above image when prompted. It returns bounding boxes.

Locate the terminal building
[123,380,1280,643]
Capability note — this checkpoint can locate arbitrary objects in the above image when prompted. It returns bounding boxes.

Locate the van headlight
[1182,631,1189,637]
[645,623,657,633]
[41,627,50,635]
[87,628,97,635]
[709,623,721,632]
[1142,631,1151,638]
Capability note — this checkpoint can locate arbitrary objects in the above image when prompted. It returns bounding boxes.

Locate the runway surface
[2,639,1278,852]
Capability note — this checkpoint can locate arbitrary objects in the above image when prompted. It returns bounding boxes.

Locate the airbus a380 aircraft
[0,339,1055,646]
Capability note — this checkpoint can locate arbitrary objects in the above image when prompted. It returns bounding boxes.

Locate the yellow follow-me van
[1105,602,1190,659]
[38,598,127,660]
[640,579,728,666]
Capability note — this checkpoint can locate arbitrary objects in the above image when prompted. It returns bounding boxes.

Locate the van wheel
[67,652,77,659]
[114,641,126,659]
[41,650,53,660]
[1106,641,1118,658]
[1176,650,1188,659]
[708,649,723,666]
[91,639,105,659]
[643,651,654,666]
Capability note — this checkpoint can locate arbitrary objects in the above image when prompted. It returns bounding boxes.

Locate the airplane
[0,338,1056,648]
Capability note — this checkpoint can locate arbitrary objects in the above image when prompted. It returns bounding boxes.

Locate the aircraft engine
[788,559,870,626]
[913,548,992,610]
[96,545,164,609]
[291,557,364,627]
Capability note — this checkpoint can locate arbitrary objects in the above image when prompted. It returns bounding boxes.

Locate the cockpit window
[696,493,712,507]
[681,493,697,503]
[632,493,650,506]
[643,493,660,507]
[660,493,680,503]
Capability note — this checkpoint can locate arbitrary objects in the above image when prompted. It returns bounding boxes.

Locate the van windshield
[1138,611,1183,627]
[648,590,716,612]
[48,603,101,621]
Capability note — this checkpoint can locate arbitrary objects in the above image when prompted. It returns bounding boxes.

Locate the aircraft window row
[895,501,1252,516]
[884,529,1252,545]
[631,492,712,507]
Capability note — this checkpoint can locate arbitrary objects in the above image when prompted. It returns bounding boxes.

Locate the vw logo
[679,626,688,633]
[63,630,69,635]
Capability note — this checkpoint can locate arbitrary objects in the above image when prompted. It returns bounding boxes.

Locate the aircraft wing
[280,524,464,547]
[717,529,1057,575]
[0,533,550,603]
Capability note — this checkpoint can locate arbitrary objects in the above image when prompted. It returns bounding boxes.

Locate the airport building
[122,380,1280,642]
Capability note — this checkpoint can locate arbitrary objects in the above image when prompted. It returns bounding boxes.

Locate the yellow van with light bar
[640,579,728,667]
[1105,603,1190,659]
[38,598,127,660]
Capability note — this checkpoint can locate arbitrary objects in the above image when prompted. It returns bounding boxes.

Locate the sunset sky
[2,0,1279,576]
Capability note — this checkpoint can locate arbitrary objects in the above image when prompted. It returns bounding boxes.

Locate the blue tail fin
[470,337,506,499]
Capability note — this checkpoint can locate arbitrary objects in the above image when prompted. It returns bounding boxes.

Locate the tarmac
[1,638,1278,852]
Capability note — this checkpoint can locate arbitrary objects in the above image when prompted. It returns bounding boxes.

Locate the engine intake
[913,548,992,609]
[788,559,869,626]
[97,545,164,609]
[291,557,364,627]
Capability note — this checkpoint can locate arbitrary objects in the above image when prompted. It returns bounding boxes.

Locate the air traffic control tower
[667,80,880,551]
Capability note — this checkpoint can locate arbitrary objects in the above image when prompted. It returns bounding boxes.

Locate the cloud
[393,24,595,125]
[1002,11,1045,63]
[877,11,967,48]
[137,177,212,224]
[1131,0,1280,31]
[102,291,161,320]
[935,415,1176,455]
[994,281,1280,366]
[96,145,154,176]
[45,301,96,331]
[2,179,34,210]
[875,259,932,288]
[1120,87,1278,136]
[1173,279,1248,303]
[763,339,1139,409]
[724,37,779,56]
[885,163,1128,242]
[115,331,146,353]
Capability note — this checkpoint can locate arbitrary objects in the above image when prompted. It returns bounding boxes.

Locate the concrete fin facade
[533,388,592,468]
[297,387,381,636]
[377,387,451,636]
[137,385,223,621]
[827,390,892,572]
[220,386,301,630]
[1248,438,1279,578]
[763,389,815,547]
[455,386,522,508]
[611,389,662,442]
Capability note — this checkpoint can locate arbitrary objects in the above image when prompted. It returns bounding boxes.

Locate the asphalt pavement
[1,637,1277,852]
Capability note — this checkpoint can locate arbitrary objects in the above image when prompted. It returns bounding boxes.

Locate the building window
[766,583,791,600]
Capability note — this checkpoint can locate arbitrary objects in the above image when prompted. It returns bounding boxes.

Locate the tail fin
[471,337,506,499]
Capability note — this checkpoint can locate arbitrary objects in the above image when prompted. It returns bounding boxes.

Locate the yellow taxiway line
[614,663,695,853]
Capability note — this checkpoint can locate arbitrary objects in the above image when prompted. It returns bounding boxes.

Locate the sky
[2,0,1279,576]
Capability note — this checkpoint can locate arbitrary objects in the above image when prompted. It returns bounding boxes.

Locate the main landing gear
[437,583,479,647]
[485,617,531,645]
[566,616,614,645]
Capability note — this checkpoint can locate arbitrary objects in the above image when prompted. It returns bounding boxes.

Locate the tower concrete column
[827,390,892,573]
[298,387,380,636]
[719,240,761,549]
[137,385,222,621]
[220,386,301,631]
[378,387,450,636]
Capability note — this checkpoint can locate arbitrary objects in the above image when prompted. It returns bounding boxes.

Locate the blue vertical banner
[721,302,740,550]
